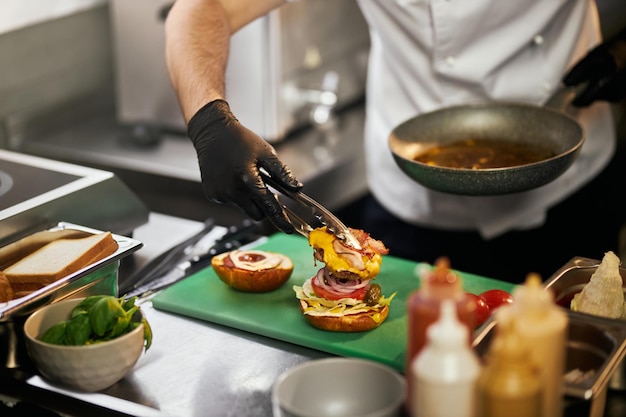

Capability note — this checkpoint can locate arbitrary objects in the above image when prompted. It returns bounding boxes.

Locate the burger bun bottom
[299,301,389,332]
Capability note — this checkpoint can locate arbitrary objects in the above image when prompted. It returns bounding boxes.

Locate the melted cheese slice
[308,228,382,279]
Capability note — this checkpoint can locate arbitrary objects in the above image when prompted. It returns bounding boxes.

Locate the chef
[164,0,626,283]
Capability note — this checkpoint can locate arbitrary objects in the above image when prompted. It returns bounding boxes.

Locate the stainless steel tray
[473,257,626,417]
[0,222,143,321]
[473,310,626,400]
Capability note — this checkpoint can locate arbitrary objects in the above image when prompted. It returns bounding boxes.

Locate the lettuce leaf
[293,279,396,318]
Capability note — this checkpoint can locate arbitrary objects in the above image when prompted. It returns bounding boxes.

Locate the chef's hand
[187,99,301,233]
[563,28,626,107]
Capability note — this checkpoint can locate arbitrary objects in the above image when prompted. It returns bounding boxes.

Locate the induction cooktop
[0,149,149,245]
[0,159,80,211]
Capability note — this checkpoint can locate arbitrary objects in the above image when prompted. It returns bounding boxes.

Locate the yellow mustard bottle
[510,273,568,417]
[478,318,542,417]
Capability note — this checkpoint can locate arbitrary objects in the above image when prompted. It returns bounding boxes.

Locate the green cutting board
[152,233,515,373]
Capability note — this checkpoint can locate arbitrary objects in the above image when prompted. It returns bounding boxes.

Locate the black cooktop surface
[0,159,80,211]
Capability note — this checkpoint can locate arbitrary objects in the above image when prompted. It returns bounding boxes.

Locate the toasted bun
[212,250,293,292]
[299,300,389,332]
[4,232,118,296]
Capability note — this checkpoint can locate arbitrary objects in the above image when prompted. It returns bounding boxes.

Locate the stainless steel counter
[113,214,329,417]
[105,213,395,417]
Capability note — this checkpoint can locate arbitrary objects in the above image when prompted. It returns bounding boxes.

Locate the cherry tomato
[466,293,491,327]
[311,277,368,301]
[479,289,514,311]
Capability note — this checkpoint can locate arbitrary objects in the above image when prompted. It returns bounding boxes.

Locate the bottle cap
[427,299,468,348]
[490,319,528,362]
[513,273,553,315]
[422,257,463,299]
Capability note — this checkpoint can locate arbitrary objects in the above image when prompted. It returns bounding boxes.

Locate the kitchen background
[0,0,625,235]
[0,0,374,229]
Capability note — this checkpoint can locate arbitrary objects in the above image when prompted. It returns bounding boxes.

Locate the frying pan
[388,95,584,195]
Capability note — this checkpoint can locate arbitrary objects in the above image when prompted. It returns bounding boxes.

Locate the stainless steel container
[0,222,143,369]
[544,256,626,391]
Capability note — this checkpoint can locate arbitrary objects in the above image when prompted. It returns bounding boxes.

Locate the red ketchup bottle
[406,257,477,416]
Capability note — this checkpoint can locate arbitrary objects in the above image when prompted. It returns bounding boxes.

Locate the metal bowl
[388,103,584,195]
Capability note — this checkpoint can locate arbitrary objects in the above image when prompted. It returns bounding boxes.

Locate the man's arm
[163,0,301,234]
[165,0,285,122]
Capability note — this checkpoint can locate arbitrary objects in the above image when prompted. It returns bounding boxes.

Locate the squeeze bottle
[478,318,542,417]
[510,273,568,417]
[406,258,477,368]
[412,300,481,417]
[406,257,477,416]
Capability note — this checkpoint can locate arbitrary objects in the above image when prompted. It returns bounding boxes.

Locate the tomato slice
[311,277,369,301]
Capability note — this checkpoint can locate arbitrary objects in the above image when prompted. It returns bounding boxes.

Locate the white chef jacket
[356,0,615,238]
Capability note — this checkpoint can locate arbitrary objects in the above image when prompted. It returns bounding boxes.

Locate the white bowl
[272,358,405,417]
[23,297,145,392]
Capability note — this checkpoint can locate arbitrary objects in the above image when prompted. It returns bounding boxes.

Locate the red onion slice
[313,268,370,296]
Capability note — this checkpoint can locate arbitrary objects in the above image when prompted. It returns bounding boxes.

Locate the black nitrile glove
[187,99,301,233]
[563,28,626,107]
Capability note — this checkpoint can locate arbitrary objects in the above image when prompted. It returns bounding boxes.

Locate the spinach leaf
[41,321,68,345]
[142,317,153,351]
[89,296,126,337]
[36,295,153,350]
[108,313,131,339]
[65,313,91,345]
[122,296,137,311]
[72,296,103,318]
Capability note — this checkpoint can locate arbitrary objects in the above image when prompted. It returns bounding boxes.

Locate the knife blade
[119,218,216,295]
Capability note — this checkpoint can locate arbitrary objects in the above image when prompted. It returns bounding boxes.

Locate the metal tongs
[261,172,362,250]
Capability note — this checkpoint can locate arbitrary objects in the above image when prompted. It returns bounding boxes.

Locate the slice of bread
[0,271,14,303]
[4,232,118,292]
[0,229,90,270]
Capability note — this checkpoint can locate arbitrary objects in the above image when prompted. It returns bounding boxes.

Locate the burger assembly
[212,226,396,333]
[293,226,395,332]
